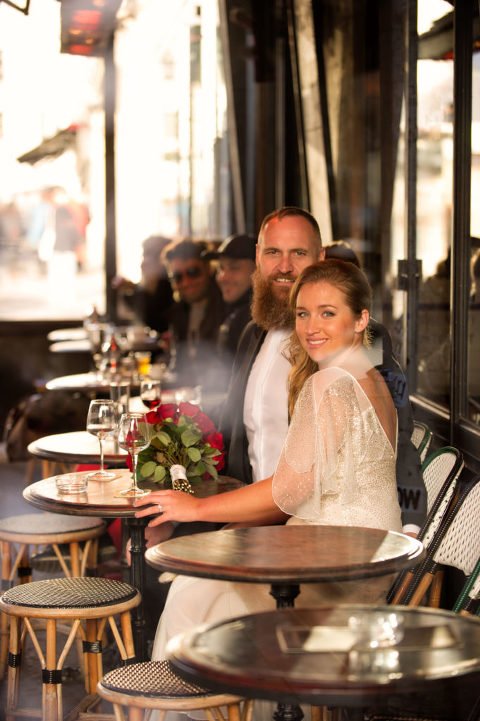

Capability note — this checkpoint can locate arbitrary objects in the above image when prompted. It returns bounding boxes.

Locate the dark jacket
[167,279,226,391]
[217,288,253,358]
[123,277,174,333]
[219,318,427,529]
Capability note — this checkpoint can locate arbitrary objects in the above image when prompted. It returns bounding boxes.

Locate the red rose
[146,408,162,424]
[195,412,215,434]
[205,431,224,451]
[178,401,200,419]
[157,403,178,421]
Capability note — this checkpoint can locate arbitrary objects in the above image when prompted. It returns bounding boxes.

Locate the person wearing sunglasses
[162,238,225,389]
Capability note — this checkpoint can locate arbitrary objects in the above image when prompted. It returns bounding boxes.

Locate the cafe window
[0,0,231,322]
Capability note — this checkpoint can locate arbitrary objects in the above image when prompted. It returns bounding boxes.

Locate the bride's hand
[134,490,201,526]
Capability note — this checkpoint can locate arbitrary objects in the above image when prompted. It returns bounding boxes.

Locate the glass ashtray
[55,474,88,494]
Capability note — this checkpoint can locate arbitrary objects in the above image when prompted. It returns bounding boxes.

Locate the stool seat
[0,513,105,542]
[1,576,138,615]
[100,659,238,700]
[97,660,253,721]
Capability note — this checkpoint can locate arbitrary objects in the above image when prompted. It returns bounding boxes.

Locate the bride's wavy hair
[286,259,372,418]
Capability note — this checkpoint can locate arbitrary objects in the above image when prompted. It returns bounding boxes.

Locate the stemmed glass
[140,378,162,409]
[117,412,151,496]
[86,399,117,480]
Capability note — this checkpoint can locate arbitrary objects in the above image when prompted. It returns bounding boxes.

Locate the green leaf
[150,436,164,450]
[203,462,218,479]
[181,428,202,447]
[156,431,171,446]
[187,447,201,462]
[154,465,166,482]
[194,460,206,475]
[140,461,156,478]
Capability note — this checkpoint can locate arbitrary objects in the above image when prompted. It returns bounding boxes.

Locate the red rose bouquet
[135,401,225,488]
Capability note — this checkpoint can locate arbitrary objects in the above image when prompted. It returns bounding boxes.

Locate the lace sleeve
[272,369,362,521]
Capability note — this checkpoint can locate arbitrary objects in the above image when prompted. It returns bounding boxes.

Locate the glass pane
[0,0,230,322]
[467,49,480,424]
[415,0,453,406]
[0,1,105,320]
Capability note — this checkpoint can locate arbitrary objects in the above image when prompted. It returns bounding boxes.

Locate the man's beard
[251,268,295,330]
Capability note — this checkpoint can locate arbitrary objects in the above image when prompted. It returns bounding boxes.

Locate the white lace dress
[152,366,402,661]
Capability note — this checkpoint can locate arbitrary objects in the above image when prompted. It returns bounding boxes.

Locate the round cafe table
[145,525,424,607]
[23,472,242,662]
[27,430,127,478]
[45,372,110,393]
[146,524,423,721]
[168,604,480,716]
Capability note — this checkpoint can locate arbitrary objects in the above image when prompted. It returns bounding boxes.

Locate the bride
[135,259,402,660]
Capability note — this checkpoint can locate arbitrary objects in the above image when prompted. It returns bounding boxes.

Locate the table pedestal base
[270,583,303,721]
[127,516,149,661]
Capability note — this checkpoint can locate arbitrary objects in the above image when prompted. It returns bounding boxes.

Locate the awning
[17,125,79,164]
[418,9,480,60]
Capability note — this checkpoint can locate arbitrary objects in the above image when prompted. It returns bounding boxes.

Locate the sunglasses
[169,265,203,284]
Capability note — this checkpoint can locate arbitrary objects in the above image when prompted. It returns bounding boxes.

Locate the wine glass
[117,412,151,496]
[86,400,117,480]
[140,378,162,409]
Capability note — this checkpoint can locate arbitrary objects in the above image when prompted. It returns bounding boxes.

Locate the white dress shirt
[243,328,291,483]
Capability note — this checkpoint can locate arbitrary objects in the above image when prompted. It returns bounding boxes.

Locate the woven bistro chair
[0,513,106,679]
[452,556,480,616]
[411,421,433,463]
[97,660,254,721]
[405,478,480,607]
[364,551,480,721]
[387,449,464,604]
[0,576,140,721]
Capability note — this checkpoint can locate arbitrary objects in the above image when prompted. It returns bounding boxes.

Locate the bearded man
[220,206,426,533]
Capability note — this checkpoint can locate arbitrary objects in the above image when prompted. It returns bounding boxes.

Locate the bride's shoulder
[310,366,358,398]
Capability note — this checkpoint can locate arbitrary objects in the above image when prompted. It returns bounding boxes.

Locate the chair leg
[24,457,37,485]
[128,708,146,721]
[1,541,11,679]
[85,618,102,694]
[6,616,22,721]
[68,541,81,577]
[41,460,53,479]
[429,569,444,607]
[390,570,414,604]
[409,572,434,606]
[226,703,242,721]
[44,617,61,721]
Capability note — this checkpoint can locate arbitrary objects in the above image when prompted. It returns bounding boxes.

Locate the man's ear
[318,247,326,261]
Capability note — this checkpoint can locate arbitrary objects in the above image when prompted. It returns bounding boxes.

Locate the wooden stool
[0,576,140,721]
[97,660,254,721]
[0,513,106,679]
[0,513,106,585]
